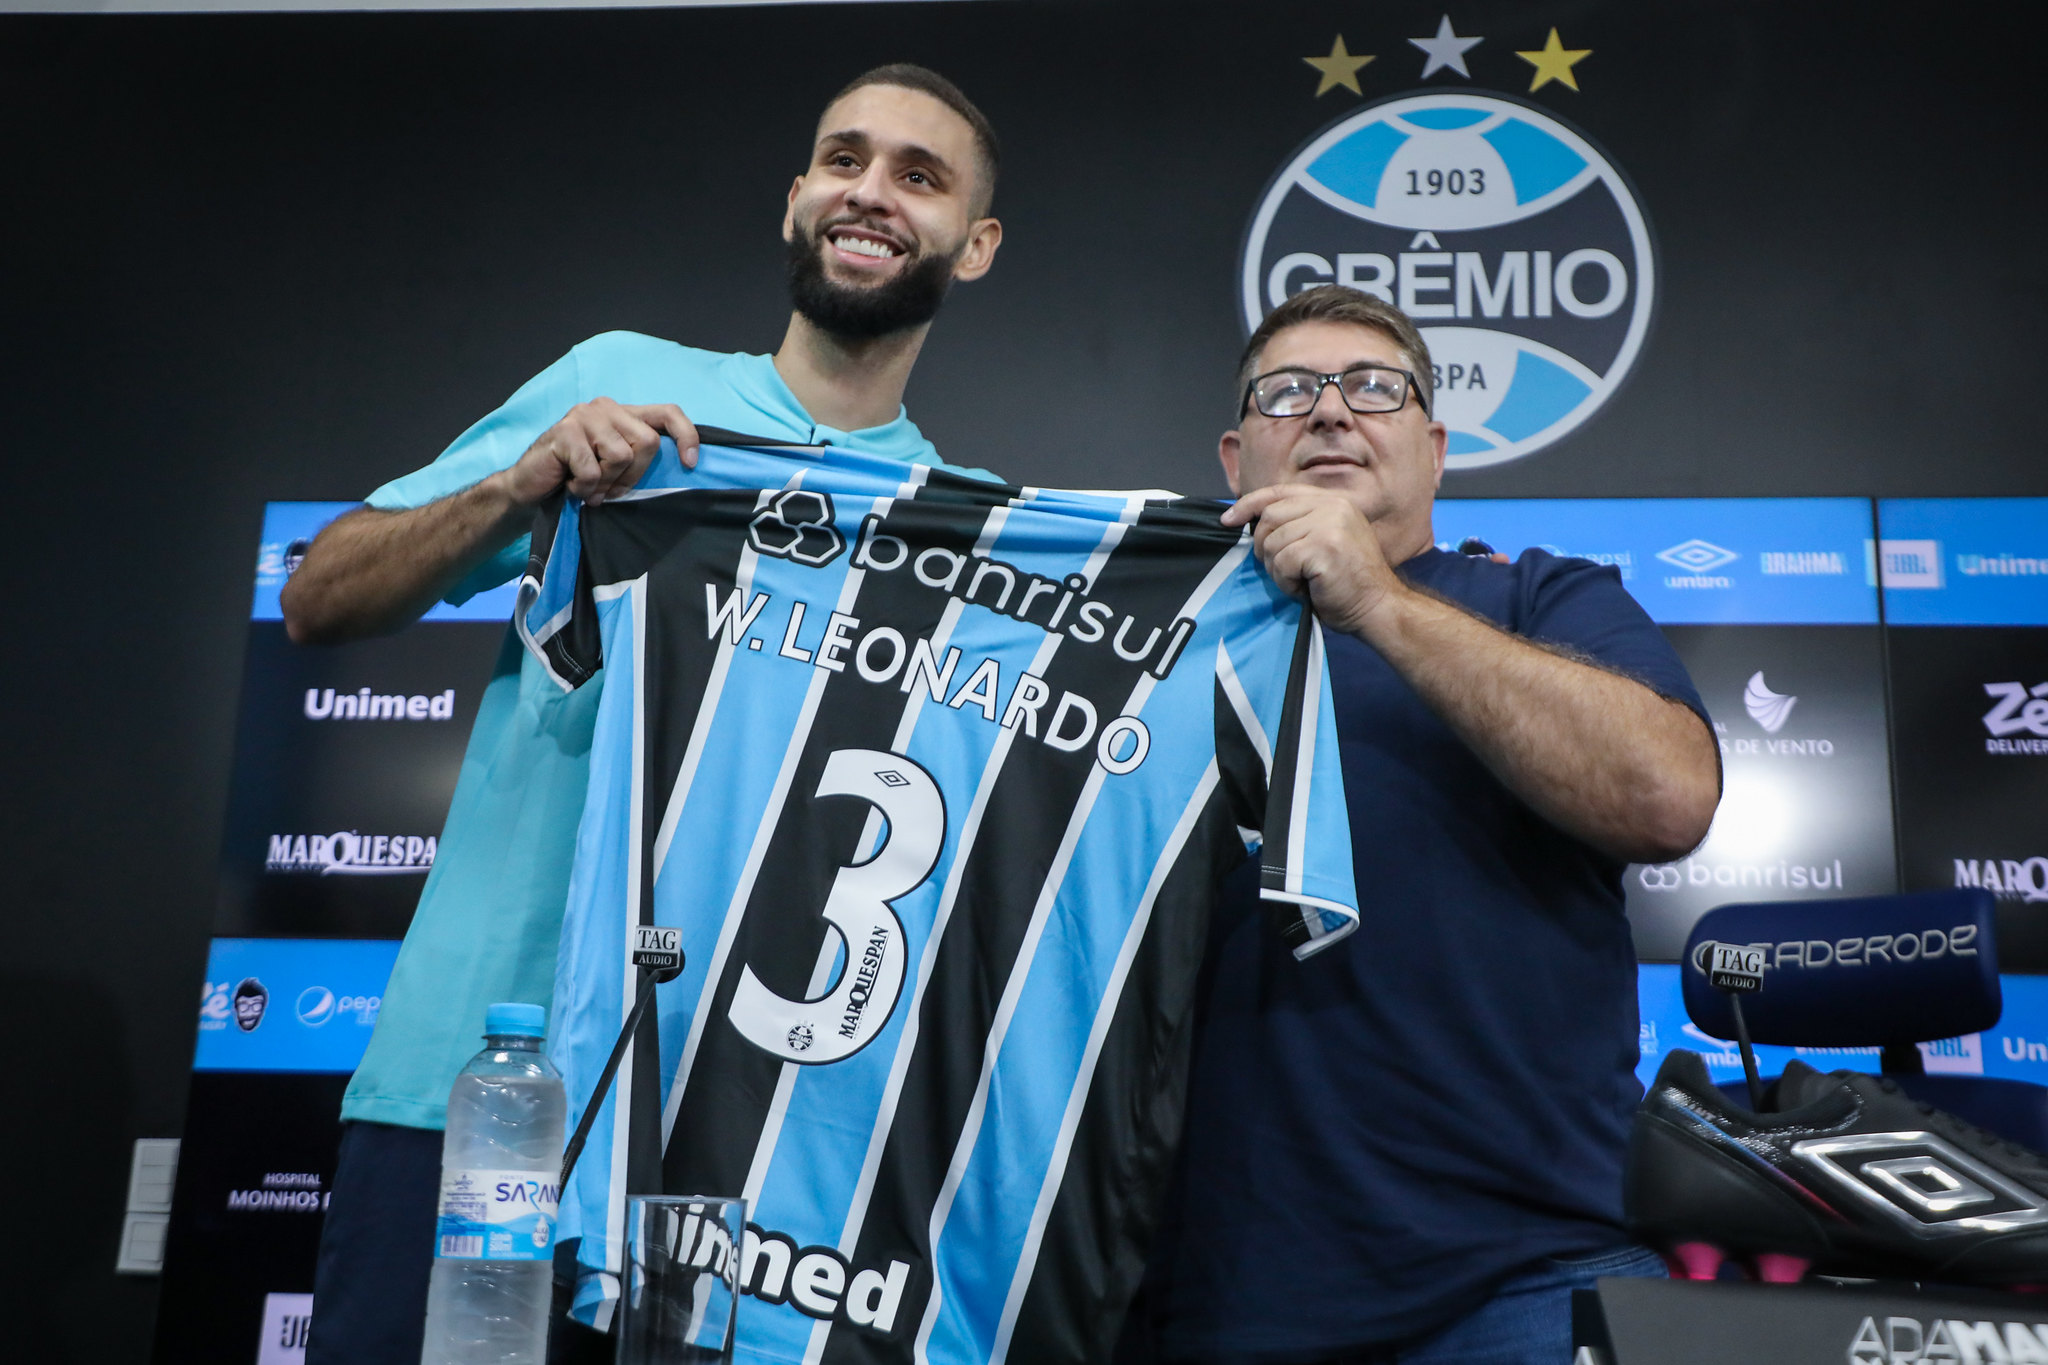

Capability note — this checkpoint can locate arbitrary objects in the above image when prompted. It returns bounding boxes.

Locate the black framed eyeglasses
[1240,365,1430,419]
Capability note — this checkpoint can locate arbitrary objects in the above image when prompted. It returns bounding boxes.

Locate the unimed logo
[304,688,454,721]
[266,831,437,876]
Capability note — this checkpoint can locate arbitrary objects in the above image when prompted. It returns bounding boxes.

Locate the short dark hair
[1237,285,1436,417]
[826,64,1000,215]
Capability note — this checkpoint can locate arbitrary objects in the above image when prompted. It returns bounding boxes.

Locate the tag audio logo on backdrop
[1241,92,1654,468]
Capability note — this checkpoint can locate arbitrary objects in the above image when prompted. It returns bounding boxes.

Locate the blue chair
[1680,889,2048,1152]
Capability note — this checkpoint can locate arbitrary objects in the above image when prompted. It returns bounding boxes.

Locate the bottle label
[433,1168,559,1262]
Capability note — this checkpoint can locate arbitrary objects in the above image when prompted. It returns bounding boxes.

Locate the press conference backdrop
[10,4,2045,1360]
[152,495,2048,1361]
[153,510,511,1362]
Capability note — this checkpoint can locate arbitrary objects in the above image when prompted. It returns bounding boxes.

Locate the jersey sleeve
[1257,613,1359,957]
[514,492,601,689]
[1214,590,1360,960]
[1517,551,1712,729]
[364,346,584,605]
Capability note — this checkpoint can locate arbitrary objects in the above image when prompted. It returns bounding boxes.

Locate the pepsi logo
[295,986,336,1027]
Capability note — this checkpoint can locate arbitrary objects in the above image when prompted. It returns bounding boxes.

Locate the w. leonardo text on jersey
[703,519,1199,777]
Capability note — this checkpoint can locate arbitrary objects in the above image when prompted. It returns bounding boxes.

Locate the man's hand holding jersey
[280,398,698,646]
[1222,483,1403,640]
[500,398,701,509]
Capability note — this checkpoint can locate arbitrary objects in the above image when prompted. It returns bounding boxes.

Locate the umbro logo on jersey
[1792,1133,2048,1233]
[749,490,847,567]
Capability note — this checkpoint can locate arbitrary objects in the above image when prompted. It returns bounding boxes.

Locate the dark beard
[786,223,959,340]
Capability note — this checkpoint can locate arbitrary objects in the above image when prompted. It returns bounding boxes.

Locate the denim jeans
[1366,1244,1667,1365]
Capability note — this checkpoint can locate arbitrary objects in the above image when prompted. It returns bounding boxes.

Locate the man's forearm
[279,473,531,645]
[1357,586,1720,864]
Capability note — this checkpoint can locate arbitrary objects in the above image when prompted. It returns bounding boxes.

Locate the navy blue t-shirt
[1145,546,1711,1362]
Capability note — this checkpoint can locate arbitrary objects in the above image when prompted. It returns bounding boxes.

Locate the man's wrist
[1342,572,1426,648]
[478,463,552,522]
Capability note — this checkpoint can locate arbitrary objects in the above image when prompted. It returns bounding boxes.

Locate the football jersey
[517,433,1360,1365]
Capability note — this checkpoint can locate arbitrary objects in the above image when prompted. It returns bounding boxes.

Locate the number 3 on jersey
[727,749,945,1064]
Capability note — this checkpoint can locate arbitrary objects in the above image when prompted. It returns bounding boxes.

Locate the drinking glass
[617,1195,747,1364]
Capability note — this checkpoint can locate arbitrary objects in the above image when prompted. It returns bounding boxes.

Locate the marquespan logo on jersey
[1241,92,1655,469]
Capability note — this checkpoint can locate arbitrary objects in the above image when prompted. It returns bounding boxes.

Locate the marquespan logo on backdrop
[1242,92,1654,469]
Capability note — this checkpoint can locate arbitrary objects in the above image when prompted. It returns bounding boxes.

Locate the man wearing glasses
[1126,285,1722,1365]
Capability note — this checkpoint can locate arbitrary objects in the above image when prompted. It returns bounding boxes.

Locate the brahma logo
[1241,92,1654,469]
[1758,551,1845,576]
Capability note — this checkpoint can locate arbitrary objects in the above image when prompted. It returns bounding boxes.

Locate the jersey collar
[722,352,939,466]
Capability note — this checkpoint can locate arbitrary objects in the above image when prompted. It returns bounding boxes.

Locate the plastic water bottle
[420,1002,565,1365]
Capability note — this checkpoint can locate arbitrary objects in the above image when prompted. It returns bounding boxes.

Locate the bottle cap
[484,1002,546,1039]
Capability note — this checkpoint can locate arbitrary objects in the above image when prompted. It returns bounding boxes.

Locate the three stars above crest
[1303,35,1374,97]
[1305,14,1592,97]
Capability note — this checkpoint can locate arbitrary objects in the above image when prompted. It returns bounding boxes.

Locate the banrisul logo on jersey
[1241,92,1654,469]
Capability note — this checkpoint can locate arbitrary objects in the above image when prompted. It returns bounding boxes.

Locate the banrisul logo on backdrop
[1241,92,1654,468]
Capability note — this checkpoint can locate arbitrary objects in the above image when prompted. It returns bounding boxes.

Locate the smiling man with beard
[280,64,1002,1365]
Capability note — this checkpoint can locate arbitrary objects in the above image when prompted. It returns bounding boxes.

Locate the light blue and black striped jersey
[517,432,1359,1365]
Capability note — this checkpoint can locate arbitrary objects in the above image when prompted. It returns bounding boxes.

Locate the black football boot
[1628,1049,2048,1285]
